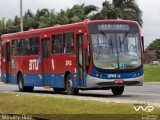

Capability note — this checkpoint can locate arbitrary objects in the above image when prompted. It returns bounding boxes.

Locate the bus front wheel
[18,74,34,92]
[66,74,79,95]
[111,86,124,96]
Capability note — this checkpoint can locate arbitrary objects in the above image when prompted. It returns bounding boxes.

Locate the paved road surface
[0,82,160,106]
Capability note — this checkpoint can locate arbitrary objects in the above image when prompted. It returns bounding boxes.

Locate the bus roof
[1,19,139,39]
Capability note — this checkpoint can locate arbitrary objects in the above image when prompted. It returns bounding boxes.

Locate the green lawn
[0,93,159,120]
[144,65,160,82]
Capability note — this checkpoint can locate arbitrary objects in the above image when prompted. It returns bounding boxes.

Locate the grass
[0,93,159,120]
[144,65,160,82]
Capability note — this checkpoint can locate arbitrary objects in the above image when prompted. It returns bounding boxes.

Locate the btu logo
[29,59,38,71]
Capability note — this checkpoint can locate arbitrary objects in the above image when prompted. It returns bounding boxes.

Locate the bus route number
[65,60,72,66]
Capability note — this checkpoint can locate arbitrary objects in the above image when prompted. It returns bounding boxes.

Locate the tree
[6,19,16,33]
[47,9,57,26]
[56,9,69,25]
[1,1,142,33]
[23,9,39,30]
[36,8,57,28]
[84,5,98,16]
[155,50,160,59]
[147,39,160,50]
[0,17,7,34]
[65,4,98,23]
[92,0,142,26]
[12,16,20,32]
[145,38,160,61]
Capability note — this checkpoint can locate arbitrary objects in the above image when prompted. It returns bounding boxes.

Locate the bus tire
[111,86,124,96]
[66,74,79,95]
[18,73,34,92]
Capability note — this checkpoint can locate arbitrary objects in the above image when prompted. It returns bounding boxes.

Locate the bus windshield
[91,33,141,70]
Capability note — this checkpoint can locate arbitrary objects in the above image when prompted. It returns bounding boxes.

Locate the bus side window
[22,38,29,56]
[2,41,5,57]
[52,34,63,54]
[30,37,39,55]
[52,36,55,54]
[18,39,22,56]
[12,40,16,56]
[12,39,19,56]
[64,32,74,53]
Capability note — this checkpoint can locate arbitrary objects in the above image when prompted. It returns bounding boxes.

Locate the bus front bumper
[86,75,144,88]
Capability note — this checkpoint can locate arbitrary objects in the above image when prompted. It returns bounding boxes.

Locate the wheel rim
[67,79,73,94]
[19,77,23,90]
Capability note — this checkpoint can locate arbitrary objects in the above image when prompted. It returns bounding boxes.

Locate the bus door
[41,38,50,86]
[76,34,86,87]
[5,42,10,83]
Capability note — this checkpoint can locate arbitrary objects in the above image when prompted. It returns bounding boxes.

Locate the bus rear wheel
[18,74,34,92]
[66,74,79,95]
[111,86,124,96]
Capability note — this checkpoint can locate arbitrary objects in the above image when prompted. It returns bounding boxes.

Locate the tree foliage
[145,38,160,61]
[0,17,7,35]
[92,0,142,26]
[147,39,160,50]
[0,0,142,35]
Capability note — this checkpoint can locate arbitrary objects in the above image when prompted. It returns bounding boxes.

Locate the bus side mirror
[141,36,144,53]
[83,33,88,51]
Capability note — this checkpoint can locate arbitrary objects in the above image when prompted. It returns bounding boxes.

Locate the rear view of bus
[86,20,144,95]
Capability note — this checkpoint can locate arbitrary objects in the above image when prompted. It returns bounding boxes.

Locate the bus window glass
[15,39,22,56]
[22,38,29,56]
[52,34,63,54]
[12,40,16,47]
[12,40,16,56]
[117,33,141,69]
[12,40,19,56]
[30,37,39,55]
[19,39,23,56]
[17,39,22,47]
[91,33,141,70]
[52,36,55,53]
[2,42,5,57]
[64,32,74,53]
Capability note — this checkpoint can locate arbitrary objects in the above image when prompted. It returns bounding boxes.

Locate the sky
[0,0,160,48]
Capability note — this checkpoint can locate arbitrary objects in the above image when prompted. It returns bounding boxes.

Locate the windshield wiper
[109,36,113,54]
[100,31,105,35]
[122,32,129,43]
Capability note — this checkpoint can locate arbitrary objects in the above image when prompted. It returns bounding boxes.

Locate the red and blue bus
[0,20,144,95]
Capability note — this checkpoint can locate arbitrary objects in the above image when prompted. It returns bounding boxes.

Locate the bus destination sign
[98,24,130,31]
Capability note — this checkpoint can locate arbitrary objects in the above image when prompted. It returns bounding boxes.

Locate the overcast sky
[0,0,160,48]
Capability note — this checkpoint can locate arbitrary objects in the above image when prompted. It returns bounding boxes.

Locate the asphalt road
[0,82,160,106]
